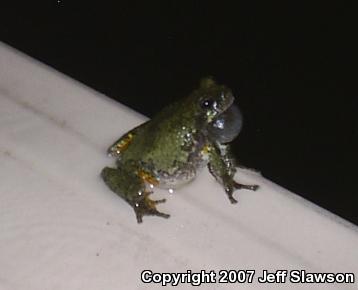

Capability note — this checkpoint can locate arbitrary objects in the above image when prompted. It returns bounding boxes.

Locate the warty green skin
[101,78,259,223]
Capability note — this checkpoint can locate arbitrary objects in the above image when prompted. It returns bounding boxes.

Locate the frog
[101,78,259,223]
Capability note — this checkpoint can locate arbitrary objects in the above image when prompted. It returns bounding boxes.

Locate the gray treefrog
[101,78,259,223]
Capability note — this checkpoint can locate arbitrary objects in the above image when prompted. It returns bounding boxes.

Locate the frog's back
[122,112,199,168]
[120,101,208,188]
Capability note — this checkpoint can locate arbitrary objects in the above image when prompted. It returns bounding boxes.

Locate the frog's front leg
[101,165,170,223]
[207,144,259,203]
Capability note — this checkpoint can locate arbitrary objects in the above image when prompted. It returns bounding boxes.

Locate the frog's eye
[200,98,214,109]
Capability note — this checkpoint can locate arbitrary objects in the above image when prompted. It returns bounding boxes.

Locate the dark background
[1,2,357,225]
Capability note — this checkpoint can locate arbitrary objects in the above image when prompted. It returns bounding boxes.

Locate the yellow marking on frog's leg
[201,144,212,154]
[138,170,160,187]
[200,144,213,162]
[108,133,134,156]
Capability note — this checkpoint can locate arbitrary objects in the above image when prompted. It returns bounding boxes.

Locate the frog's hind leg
[101,166,170,223]
[107,121,149,158]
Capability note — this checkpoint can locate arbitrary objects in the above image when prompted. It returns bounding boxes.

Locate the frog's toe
[152,210,170,219]
[228,196,238,204]
[153,198,167,204]
[135,212,144,223]
[234,181,259,191]
[250,184,260,191]
[224,186,238,204]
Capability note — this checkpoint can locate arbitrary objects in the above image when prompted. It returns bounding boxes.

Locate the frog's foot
[224,185,239,204]
[133,192,170,223]
[225,182,259,204]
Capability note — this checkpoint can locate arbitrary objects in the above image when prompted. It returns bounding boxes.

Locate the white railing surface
[0,42,357,290]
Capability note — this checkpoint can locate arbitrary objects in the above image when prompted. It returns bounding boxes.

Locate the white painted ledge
[0,42,357,290]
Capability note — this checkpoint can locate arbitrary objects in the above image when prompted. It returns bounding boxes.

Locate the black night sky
[1,2,357,225]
